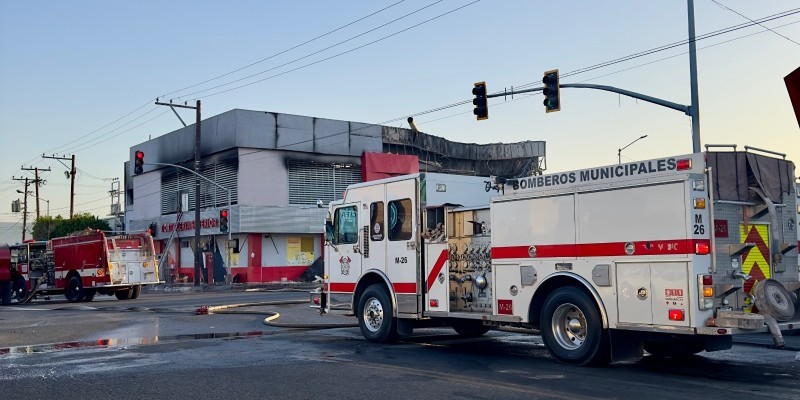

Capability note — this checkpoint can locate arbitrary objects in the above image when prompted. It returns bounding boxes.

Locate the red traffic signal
[219,209,229,233]
[134,150,145,175]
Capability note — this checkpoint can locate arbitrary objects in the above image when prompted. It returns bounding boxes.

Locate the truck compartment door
[617,262,690,327]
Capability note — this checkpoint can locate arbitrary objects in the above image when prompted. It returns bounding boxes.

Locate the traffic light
[134,150,144,175]
[542,69,560,113]
[472,81,488,120]
[148,222,157,238]
[219,209,229,233]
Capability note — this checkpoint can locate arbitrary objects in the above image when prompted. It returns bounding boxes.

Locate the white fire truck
[312,147,799,365]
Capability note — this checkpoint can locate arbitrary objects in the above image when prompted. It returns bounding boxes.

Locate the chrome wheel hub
[551,303,587,350]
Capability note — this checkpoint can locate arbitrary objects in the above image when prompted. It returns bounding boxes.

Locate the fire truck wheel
[357,284,398,343]
[12,276,28,301]
[82,289,96,302]
[451,320,490,337]
[114,288,132,300]
[0,280,11,305]
[130,285,142,300]
[65,275,85,303]
[541,286,610,366]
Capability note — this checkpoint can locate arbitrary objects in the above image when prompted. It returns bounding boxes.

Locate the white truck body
[314,149,799,365]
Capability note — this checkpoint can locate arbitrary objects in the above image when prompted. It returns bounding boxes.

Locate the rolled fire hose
[752,279,796,348]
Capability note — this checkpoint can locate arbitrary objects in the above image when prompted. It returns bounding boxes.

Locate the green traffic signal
[542,70,560,113]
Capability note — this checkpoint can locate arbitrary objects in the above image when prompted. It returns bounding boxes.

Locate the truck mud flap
[608,329,644,362]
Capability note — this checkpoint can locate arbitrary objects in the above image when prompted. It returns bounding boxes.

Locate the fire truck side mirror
[324,221,334,244]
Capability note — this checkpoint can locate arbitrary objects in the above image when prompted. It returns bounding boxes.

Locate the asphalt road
[1,290,799,400]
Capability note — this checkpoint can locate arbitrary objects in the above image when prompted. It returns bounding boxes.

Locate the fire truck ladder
[158,211,183,281]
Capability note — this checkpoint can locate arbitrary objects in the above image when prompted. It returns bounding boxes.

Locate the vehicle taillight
[698,274,714,310]
[677,159,692,170]
[430,299,439,308]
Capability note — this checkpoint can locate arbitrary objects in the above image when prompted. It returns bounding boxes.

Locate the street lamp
[618,135,648,164]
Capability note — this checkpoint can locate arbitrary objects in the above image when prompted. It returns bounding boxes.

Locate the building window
[288,160,361,206]
[388,199,412,241]
[161,160,238,214]
[333,206,358,244]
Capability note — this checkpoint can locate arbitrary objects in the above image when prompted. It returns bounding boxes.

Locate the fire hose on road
[206,300,358,330]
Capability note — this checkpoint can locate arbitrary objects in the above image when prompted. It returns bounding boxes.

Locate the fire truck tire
[451,320,490,337]
[115,288,132,300]
[12,276,28,301]
[82,289,96,302]
[0,280,11,305]
[65,275,85,303]
[130,285,142,300]
[540,286,610,366]
[357,284,398,343]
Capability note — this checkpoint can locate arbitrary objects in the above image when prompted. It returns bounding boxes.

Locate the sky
[1,0,799,244]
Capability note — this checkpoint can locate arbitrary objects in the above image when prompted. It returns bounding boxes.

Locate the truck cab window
[370,202,385,241]
[334,206,358,244]
[388,199,413,241]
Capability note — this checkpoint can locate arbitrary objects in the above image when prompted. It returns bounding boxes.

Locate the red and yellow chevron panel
[740,224,770,293]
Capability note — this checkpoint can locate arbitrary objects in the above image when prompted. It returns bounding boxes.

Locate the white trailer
[312,148,799,365]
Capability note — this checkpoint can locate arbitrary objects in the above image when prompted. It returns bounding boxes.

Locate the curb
[143,282,319,294]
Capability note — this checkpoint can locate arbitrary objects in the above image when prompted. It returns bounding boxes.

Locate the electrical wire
[181,1,479,100]
[711,0,800,46]
[15,5,799,185]
[15,1,447,165]
[160,0,409,99]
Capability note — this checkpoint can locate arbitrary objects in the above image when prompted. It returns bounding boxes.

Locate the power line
[17,1,447,163]
[20,5,798,174]
[711,0,800,46]
[159,0,409,99]
[392,8,800,123]
[180,1,475,100]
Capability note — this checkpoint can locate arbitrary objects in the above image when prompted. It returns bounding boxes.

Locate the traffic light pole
[155,100,206,286]
[143,160,233,282]
[488,84,691,118]
[687,0,701,153]
[144,161,232,239]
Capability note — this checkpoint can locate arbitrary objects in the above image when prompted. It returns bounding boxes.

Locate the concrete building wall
[238,148,289,206]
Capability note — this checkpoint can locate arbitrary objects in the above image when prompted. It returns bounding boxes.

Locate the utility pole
[42,154,76,218]
[12,177,31,242]
[155,99,202,287]
[687,0,701,153]
[109,178,123,231]
[21,166,50,219]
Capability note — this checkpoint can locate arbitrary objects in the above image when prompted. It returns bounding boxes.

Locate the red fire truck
[0,230,161,304]
[312,147,799,365]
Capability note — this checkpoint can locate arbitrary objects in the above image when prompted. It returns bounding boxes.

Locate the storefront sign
[162,218,220,233]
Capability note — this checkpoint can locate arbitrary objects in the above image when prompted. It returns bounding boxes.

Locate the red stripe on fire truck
[492,239,710,259]
[426,249,449,292]
[329,282,417,294]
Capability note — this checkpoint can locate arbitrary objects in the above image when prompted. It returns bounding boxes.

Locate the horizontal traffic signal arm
[479,83,689,114]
